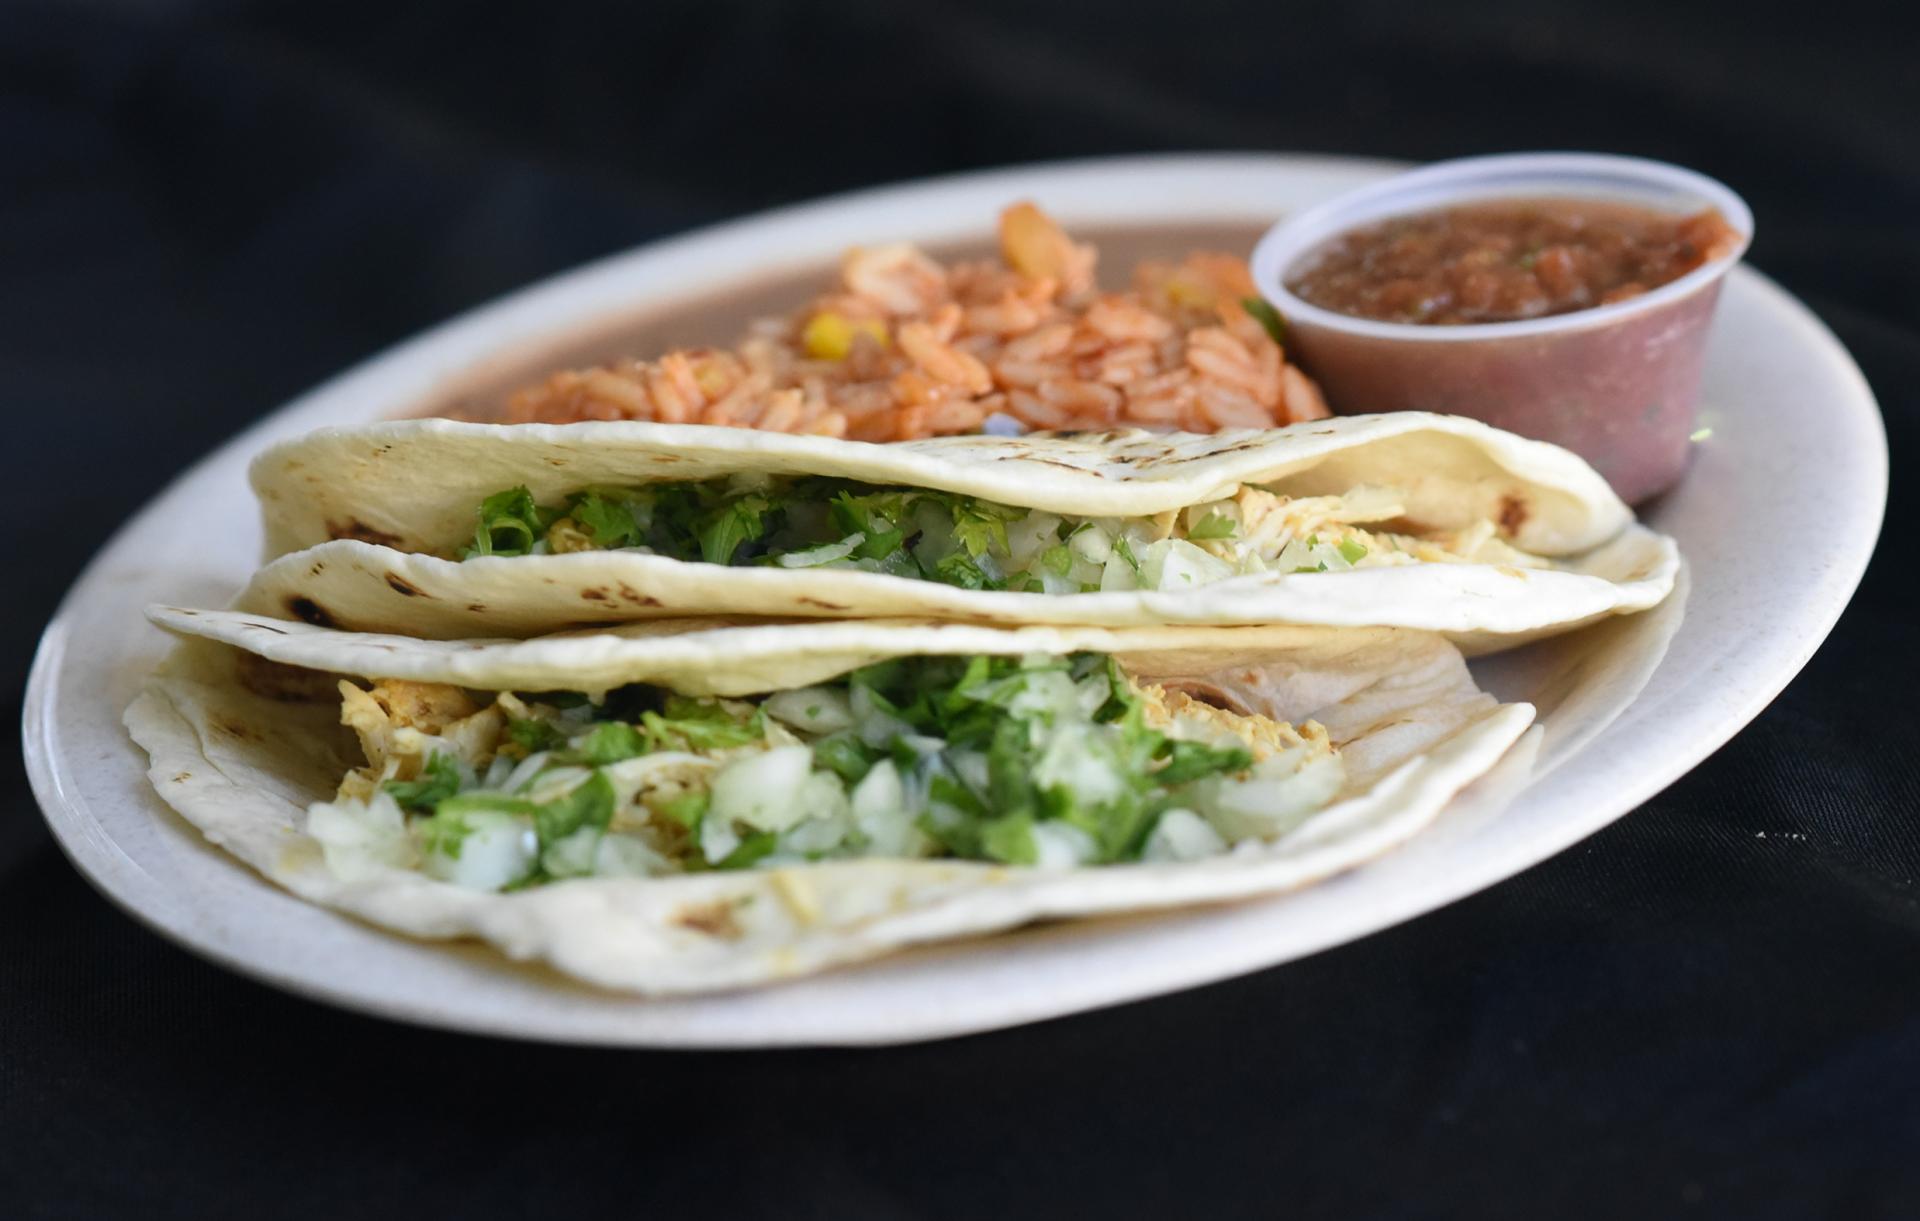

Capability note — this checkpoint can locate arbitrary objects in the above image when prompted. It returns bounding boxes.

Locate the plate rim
[21,151,1888,1046]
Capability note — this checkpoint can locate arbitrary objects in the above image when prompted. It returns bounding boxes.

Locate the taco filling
[451,476,1548,595]
[310,652,1350,892]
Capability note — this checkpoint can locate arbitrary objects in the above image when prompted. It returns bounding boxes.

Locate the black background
[6,1,1918,1216]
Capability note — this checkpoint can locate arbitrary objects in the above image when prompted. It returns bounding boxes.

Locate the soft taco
[130,611,1533,993]
[241,413,1676,646]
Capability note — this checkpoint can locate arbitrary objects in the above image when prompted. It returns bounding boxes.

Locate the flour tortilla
[242,413,1674,644]
[127,614,1536,998]
[128,615,1534,994]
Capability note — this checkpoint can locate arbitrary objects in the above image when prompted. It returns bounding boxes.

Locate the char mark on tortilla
[287,597,335,628]
[326,518,403,547]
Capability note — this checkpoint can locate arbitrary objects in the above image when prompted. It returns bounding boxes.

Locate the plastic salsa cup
[1250,153,1753,504]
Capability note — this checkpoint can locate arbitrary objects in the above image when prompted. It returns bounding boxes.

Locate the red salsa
[1287,199,1742,325]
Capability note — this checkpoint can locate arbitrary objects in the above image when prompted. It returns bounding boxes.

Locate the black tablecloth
[6,2,1916,1216]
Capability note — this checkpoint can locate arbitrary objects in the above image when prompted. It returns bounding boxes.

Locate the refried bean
[1286,199,1742,325]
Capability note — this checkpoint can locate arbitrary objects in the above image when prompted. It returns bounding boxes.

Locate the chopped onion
[1195,752,1346,843]
[421,810,538,891]
[1139,538,1235,591]
[307,791,415,881]
[762,686,856,734]
[1031,821,1097,868]
[851,683,916,748]
[708,745,814,834]
[776,535,862,568]
[1142,808,1227,863]
[541,826,603,878]
[1033,723,1126,807]
[594,833,673,878]
[1006,512,1064,568]
[781,773,853,854]
[1069,523,1114,564]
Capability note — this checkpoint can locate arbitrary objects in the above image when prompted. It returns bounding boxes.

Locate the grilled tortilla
[241,414,1676,647]
[130,612,1533,994]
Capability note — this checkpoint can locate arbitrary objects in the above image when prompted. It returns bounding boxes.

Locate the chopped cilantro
[855,525,905,561]
[812,732,878,784]
[1155,739,1253,785]
[506,719,564,755]
[932,551,997,590]
[462,486,552,558]
[570,493,641,549]
[640,697,765,752]
[695,494,772,565]
[979,813,1038,865]
[416,793,537,860]
[929,772,988,817]
[383,753,461,811]
[985,716,1038,812]
[533,771,615,845]
[571,721,646,766]
[382,646,1313,883]
[456,475,1310,602]
[657,791,709,829]
[1188,512,1238,541]
[951,499,1022,558]
[715,831,779,870]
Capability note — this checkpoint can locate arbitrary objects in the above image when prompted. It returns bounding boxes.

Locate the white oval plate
[24,155,1885,1046]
